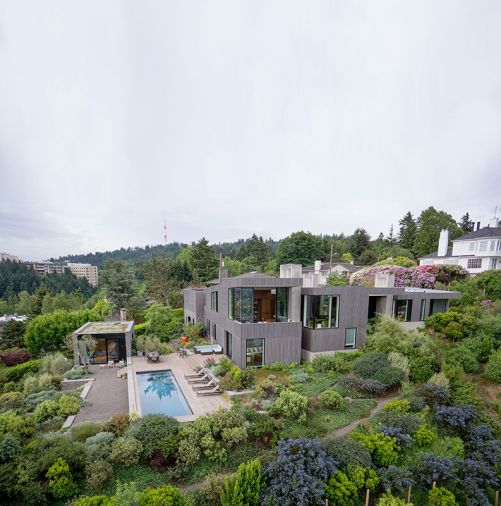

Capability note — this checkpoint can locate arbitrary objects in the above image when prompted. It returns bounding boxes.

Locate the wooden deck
[130,352,230,422]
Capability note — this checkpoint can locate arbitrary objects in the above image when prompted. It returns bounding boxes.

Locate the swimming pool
[136,370,192,417]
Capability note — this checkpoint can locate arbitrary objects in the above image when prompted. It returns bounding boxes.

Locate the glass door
[107,339,119,363]
[93,338,107,364]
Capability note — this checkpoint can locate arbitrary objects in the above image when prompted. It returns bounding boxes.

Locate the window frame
[302,295,340,329]
[245,338,264,368]
[344,328,356,349]
[467,258,482,269]
[211,291,218,312]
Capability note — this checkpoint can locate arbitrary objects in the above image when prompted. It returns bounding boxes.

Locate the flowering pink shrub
[350,265,435,288]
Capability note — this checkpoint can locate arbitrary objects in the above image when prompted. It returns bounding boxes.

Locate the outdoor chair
[187,374,211,384]
[192,379,217,390]
[197,385,222,396]
[184,369,206,379]
[107,360,114,368]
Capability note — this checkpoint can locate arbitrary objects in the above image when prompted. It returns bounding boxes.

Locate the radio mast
[163,219,167,246]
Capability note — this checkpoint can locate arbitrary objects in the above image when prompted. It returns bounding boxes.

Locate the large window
[228,287,289,323]
[479,241,488,252]
[246,338,264,367]
[419,299,427,321]
[467,258,482,269]
[469,242,476,251]
[211,291,218,312]
[344,328,356,348]
[429,299,447,316]
[225,331,232,359]
[393,299,412,322]
[302,295,339,329]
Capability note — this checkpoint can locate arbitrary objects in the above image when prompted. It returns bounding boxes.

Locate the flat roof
[75,321,134,334]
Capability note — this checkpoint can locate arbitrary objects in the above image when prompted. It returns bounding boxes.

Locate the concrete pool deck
[73,366,129,424]
[130,353,230,422]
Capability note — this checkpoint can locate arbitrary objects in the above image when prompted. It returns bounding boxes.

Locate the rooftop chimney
[119,308,127,321]
[218,253,228,281]
[476,221,481,231]
[314,260,322,273]
[437,229,449,257]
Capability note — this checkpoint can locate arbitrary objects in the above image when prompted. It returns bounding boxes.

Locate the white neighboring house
[301,260,361,287]
[419,217,501,275]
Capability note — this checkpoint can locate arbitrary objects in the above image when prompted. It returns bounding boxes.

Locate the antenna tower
[163,219,167,246]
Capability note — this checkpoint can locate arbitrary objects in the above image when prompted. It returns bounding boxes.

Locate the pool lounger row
[197,385,222,396]
[192,379,218,390]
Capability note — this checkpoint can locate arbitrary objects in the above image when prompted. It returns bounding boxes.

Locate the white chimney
[314,260,322,273]
[120,308,127,321]
[280,264,302,279]
[437,229,449,257]
[489,217,500,228]
[375,273,395,288]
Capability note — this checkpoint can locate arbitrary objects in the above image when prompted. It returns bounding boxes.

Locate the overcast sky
[1,1,500,261]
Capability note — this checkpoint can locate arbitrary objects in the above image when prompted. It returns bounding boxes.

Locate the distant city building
[66,263,99,287]
[26,261,66,275]
[0,252,20,262]
[419,217,501,275]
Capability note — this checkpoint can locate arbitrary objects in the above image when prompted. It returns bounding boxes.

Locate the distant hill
[52,243,188,267]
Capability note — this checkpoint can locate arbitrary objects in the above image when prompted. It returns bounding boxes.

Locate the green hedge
[5,359,42,382]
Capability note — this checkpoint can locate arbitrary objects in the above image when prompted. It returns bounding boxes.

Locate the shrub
[176,437,200,467]
[5,359,42,382]
[221,426,247,447]
[475,269,501,300]
[33,399,60,423]
[387,352,410,378]
[125,414,179,460]
[352,352,404,387]
[325,470,360,506]
[291,371,310,383]
[138,485,186,506]
[323,437,372,469]
[46,457,79,498]
[427,372,450,390]
[262,438,337,506]
[156,434,179,460]
[377,465,413,494]
[319,389,345,409]
[419,383,450,406]
[41,352,73,375]
[311,354,338,372]
[485,348,501,384]
[445,346,479,373]
[0,390,23,411]
[255,378,279,399]
[414,425,435,447]
[85,431,115,460]
[102,413,131,436]
[376,492,410,506]
[428,487,459,506]
[86,459,113,492]
[71,497,111,506]
[0,433,22,463]
[351,432,399,466]
[383,399,410,414]
[0,410,35,437]
[413,455,458,486]
[110,437,143,467]
[113,481,140,506]
[379,412,421,435]
[434,405,477,431]
[274,389,308,423]
[408,352,435,383]
[339,375,388,395]
[220,459,262,506]
[71,422,102,442]
[23,372,54,394]
[462,336,493,363]
[0,349,32,366]
[64,366,89,380]
[58,393,81,417]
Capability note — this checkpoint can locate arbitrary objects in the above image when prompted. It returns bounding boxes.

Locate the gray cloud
[0,0,500,260]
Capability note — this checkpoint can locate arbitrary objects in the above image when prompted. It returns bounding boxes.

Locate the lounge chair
[192,379,217,390]
[197,385,222,396]
[184,369,205,379]
[187,374,211,384]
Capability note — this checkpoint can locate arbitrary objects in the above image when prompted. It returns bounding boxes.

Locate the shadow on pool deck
[73,366,128,424]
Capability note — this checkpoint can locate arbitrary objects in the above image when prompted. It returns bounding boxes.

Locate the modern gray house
[183,262,460,368]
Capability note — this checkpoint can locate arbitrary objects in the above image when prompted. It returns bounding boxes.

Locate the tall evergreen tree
[101,259,139,310]
[386,225,397,246]
[398,211,417,251]
[191,238,219,282]
[459,212,474,234]
[349,228,371,258]
[275,231,324,266]
[413,207,462,257]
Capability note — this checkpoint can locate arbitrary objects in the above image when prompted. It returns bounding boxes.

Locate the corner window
[344,328,356,348]
[211,291,218,312]
[302,295,339,329]
[419,300,426,321]
[246,338,264,367]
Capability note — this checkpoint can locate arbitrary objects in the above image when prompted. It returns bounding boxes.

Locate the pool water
[136,370,192,417]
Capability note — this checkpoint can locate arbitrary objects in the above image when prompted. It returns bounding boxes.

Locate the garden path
[323,393,399,440]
